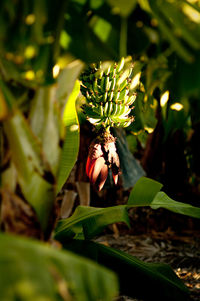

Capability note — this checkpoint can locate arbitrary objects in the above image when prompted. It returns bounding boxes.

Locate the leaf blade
[56,80,81,194]
[0,233,118,301]
[63,240,190,301]
[127,176,163,205]
[3,111,55,232]
[55,205,130,241]
[152,191,200,219]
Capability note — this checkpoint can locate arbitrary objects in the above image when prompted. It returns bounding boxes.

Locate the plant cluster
[0,0,200,300]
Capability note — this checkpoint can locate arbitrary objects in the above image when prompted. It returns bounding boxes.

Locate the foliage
[63,240,189,301]
[1,0,200,300]
[0,233,118,301]
[1,63,82,236]
[54,176,200,300]
[55,177,200,242]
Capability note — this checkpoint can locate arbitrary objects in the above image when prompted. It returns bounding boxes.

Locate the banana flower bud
[86,133,120,191]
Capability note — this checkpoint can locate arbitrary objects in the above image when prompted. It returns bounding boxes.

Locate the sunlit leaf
[56,80,80,193]
[56,60,83,110]
[127,176,163,205]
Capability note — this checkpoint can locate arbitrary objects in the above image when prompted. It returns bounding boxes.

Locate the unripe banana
[122,120,132,127]
[126,94,137,106]
[87,117,102,125]
[104,102,109,115]
[103,91,108,103]
[100,104,104,117]
[110,77,116,91]
[108,91,114,102]
[111,103,119,116]
[119,88,129,103]
[98,70,104,79]
[104,76,110,92]
[106,66,111,75]
[123,95,129,104]
[116,57,125,73]
[118,104,126,116]
[115,116,129,123]
[119,78,128,91]
[81,56,137,129]
[115,104,123,116]
[112,65,117,77]
[121,106,131,117]
[112,90,120,103]
[107,102,113,116]
[100,76,105,91]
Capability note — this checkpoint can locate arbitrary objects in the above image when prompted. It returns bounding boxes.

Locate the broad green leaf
[56,60,84,111]
[55,205,130,241]
[128,177,200,219]
[55,177,200,241]
[152,191,200,219]
[0,233,118,301]
[127,177,163,205]
[63,240,189,301]
[3,111,55,232]
[30,85,60,175]
[56,80,80,193]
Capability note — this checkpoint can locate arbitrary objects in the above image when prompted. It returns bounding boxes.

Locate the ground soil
[95,207,200,301]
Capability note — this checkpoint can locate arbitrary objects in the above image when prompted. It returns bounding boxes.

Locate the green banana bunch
[80,57,138,129]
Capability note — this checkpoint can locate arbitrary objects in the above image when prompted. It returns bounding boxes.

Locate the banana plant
[0,59,120,301]
[0,60,83,238]
[80,57,142,190]
[0,1,200,300]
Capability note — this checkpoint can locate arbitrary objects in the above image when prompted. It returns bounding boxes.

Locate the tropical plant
[0,0,200,300]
